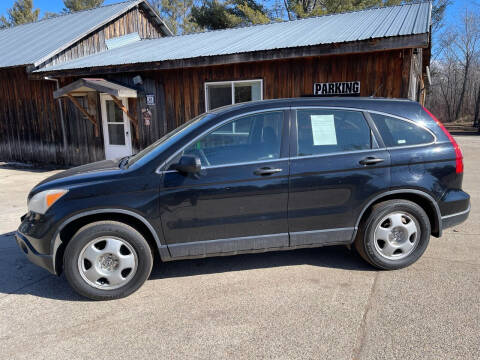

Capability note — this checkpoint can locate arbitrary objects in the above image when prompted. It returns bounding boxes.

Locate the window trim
[157,107,289,173]
[156,106,439,174]
[204,79,263,111]
[290,106,437,153]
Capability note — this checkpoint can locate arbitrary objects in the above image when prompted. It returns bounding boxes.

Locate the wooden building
[0,1,432,166]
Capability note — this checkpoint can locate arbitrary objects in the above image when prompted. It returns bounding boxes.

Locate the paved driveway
[0,136,479,360]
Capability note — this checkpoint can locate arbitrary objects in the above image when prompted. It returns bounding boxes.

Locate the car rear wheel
[63,221,153,300]
[354,200,430,270]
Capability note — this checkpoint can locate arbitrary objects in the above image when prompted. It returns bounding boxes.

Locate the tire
[354,200,430,270]
[63,221,153,300]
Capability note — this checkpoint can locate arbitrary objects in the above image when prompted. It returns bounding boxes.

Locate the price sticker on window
[310,115,337,145]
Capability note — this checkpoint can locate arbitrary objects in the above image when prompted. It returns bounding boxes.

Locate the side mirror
[171,155,201,174]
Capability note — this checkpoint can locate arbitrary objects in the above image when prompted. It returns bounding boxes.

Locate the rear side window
[370,113,434,147]
[296,109,371,156]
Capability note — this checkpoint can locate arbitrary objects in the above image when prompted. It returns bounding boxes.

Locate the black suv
[16,98,470,300]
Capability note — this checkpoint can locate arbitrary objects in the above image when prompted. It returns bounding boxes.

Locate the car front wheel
[354,200,431,270]
[63,221,153,300]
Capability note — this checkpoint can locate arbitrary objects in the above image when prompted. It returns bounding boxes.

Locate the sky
[0,0,474,28]
[0,0,474,21]
[0,0,119,16]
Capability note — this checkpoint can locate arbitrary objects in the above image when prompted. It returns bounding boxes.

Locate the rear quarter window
[370,113,434,147]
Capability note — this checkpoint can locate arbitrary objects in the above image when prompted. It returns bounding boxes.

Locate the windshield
[127,113,209,167]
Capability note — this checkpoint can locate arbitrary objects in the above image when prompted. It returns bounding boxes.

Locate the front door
[100,94,132,160]
[159,110,290,258]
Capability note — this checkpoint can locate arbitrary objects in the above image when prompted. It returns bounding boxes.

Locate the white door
[100,94,133,160]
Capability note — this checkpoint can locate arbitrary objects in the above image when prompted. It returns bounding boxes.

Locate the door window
[105,100,125,145]
[370,113,434,147]
[296,109,372,156]
[181,111,283,167]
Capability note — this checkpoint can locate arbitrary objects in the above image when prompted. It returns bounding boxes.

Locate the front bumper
[15,231,56,274]
[441,204,470,230]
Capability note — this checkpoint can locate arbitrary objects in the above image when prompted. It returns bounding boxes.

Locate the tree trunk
[475,83,480,129]
[455,60,470,121]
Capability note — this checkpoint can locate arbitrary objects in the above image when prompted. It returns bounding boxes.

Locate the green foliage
[285,0,408,20]
[191,0,235,30]
[149,0,200,34]
[191,0,271,31]
[63,0,104,13]
[0,0,40,28]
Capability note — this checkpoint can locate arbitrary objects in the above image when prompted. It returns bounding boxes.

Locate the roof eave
[32,33,429,78]
[139,0,173,36]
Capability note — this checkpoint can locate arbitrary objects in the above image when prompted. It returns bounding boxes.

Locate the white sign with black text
[313,81,360,96]
[146,94,155,106]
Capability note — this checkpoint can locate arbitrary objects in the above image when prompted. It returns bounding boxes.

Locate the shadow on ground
[0,162,67,172]
[0,232,374,301]
[450,132,480,136]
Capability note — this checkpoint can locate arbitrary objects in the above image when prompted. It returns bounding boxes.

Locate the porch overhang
[53,78,137,99]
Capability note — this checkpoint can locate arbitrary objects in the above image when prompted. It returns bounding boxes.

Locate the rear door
[159,109,290,258]
[288,107,391,247]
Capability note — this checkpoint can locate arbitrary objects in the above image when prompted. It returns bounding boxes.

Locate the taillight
[422,106,463,173]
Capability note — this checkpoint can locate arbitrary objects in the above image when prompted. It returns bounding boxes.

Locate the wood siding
[39,6,164,69]
[1,49,414,165]
[142,49,410,132]
[0,67,104,165]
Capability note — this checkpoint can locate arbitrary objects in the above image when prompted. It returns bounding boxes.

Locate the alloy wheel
[77,236,138,290]
[373,211,420,260]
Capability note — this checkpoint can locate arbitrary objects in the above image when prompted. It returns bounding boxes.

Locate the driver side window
[183,111,284,167]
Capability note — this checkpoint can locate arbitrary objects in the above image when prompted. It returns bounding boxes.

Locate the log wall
[143,49,411,132]
[0,49,415,165]
[0,67,104,165]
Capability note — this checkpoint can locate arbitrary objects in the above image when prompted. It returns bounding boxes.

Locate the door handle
[254,167,282,176]
[359,156,384,165]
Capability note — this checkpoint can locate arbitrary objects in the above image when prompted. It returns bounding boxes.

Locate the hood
[35,159,120,188]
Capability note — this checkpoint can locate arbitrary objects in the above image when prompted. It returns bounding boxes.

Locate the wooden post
[110,95,139,141]
[66,93,99,137]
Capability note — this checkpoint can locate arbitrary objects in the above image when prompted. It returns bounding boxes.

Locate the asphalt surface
[0,136,479,360]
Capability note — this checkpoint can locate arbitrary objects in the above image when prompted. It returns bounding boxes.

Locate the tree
[149,0,200,34]
[427,7,480,126]
[0,0,40,28]
[431,0,450,33]
[191,0,271,31]
[439,10,480,122]
[284,0,403,20]
[63,0,104,13]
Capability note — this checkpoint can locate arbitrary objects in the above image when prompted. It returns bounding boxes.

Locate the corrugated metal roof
[0,0,169,68]
[38,1,431,73]
[106,32,141,49]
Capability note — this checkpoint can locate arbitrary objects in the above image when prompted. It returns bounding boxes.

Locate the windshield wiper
[119,156,130,168]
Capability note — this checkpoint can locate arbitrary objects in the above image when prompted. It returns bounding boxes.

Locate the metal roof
[53,78,138,98]
[0,0,171,68]
[38,1,432,73]
[106,32,141,49]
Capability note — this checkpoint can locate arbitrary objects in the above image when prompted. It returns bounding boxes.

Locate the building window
[205,80,263,111]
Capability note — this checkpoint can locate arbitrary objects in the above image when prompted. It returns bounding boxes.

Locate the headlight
[28,189,69,215]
